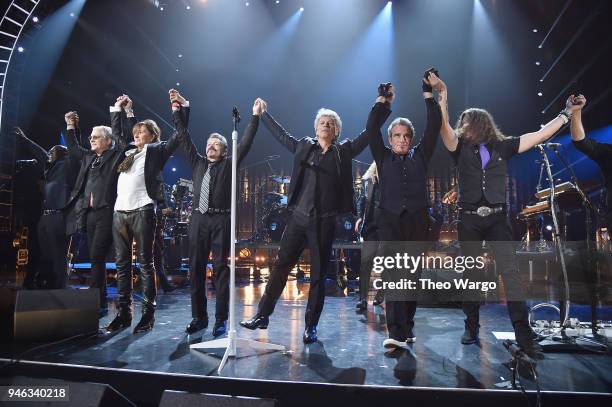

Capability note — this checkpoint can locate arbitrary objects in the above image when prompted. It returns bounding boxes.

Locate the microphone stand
[190,107,285,373]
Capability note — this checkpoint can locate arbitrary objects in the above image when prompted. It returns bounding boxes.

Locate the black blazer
[174,108,258,211]
[260,111,369,215]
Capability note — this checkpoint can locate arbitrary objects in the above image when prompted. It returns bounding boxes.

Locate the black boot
[133,310,155,333]
[106,309,132,332]
[355,299,367,312]
[373,290,384,306]
[240,314,269,330]
[303,325,318,344]
[185,317,209,334]
[212,319,227,337]
[461,320,480,344]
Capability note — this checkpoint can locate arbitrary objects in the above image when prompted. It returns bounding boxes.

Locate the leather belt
[205,208,230,214]
[461,206,505,217]
[42,209,62,215]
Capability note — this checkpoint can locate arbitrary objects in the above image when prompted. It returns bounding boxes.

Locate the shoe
[461,322,480,345]
[303,325,318,344]
[355,299,367,312]
[106,311,132,332]
[406,327,416,343]
[185,318,209,334]
[383,338,405,349]
[212,319,227,337]
[373,291,384,306]
[133,311,155,333]
[240,314,269,330]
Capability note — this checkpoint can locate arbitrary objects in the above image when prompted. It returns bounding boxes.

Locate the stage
[1,279,611,403]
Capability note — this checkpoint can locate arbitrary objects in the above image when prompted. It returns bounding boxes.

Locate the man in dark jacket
[174,91,261,337]
[240,98,379,344]
[15,126,82,289]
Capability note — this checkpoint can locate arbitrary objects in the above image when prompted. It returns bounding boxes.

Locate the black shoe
[240,314,269,330]
[185,318,209,334]
[212,319,227,337]
[355,299,367,312]
[406,327,416,343]
[373,291,384,306]
[106,311,132,332]
[303,325,318,344]
[461,323,479,345]
[133,311,155,333]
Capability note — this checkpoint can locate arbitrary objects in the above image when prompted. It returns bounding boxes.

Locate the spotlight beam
[541,41,610,114]
[538,0,572,49]
[539,10,600,83]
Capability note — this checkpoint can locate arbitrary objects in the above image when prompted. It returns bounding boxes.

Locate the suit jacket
[260,111,369,215]
[174,108,258,210]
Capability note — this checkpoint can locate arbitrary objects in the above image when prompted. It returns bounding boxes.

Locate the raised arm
[171,97,201,169]
[236,99,263,165]
[259,99,298,154]
[432,74,458,152]
[110,95,130,149]
[420,71,443,162]
[516,95,582,154]
[569,95,609,160]
[14,127,49,164]
[367,85,393,168]
[64,111,89,159]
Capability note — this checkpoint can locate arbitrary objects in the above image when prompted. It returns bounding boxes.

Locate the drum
[335,214,356,242]
[265,207,289,242]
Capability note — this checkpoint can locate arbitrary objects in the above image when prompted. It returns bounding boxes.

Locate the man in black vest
[15,126,81,289]
[240,99,373,344]
[367,72,442,349]
[174,91,261,337]
[64,100,133,315]
[437,74,584,359]
[569,95,611,232]
[105,93,185,334]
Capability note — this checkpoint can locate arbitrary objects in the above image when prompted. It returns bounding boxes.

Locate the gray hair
[208,132,228,152]
[387,117,415,139]
[314,108,342,142]
[92,125,114,147]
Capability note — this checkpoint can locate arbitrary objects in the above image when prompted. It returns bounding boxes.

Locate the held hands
[114,94,128,109]
[253,98,267,116]
[376,83,395,104]
[566,94,586,113]
[169,89,188,106]
[424,71,446,93]
[64,111,79,128]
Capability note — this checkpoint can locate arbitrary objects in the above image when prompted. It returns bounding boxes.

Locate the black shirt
[572,138,612,211]
[43,156,80,210]
[294,143,341,217]
[82,151,113,210]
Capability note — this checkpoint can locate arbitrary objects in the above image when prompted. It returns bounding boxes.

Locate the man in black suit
[240,98,375,344]
[64,100,133,315]
[173,91,261,337]
[15,126,82,289]
[105,93,185,333]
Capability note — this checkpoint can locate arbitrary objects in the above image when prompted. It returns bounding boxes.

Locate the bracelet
[124,108,134,115]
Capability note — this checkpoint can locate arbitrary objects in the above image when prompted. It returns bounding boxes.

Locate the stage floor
[2,280,611,393]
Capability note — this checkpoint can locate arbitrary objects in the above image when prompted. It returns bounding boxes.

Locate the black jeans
[188,211,231,320]
[113,206,156,313]
[37,211,69,289]
[86,207,113,308]
[457,212,529,333]
[153,212,171,289]
[377,208,430,341]
[258,212,336,327]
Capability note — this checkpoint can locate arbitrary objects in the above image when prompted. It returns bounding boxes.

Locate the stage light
[172,167,176,172]
[186,6,191,10]
[17,46,24,53]
[546,225,553,231]
[69,12,75,17]
[245,2,250,6]
[535,61,541,66]
[176,68,179,72]
[388,1,392,4]
[160,6,164,11]
[532,28,538,33]
[32,16,39,23]
[176,82,180,86]
[276,0,280,3]
[299,7,304,11]
[537,92,543,96]
[178,54,183,58]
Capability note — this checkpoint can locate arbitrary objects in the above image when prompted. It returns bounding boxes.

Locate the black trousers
[37,211,69,289]
[86,207,113,308]
[153,212,171,289]
[457,212,530,336]
[377,208,430,341]
[359,229,379,301]
[113,206,156,313]
[188,211,231,320]
[258,212,336,327]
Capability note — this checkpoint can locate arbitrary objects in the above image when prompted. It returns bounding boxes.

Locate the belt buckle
[476,206,492,217]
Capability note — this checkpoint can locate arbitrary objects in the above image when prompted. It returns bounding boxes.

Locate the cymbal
[269,175,291,184]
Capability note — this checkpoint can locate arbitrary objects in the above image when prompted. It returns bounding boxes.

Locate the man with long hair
[436,73,584,359]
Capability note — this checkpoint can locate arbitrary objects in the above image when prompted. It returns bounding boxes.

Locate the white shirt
[114,145,155,211]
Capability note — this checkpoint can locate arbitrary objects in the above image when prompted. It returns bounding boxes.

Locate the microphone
[16,159,38,165]
[546,142,562,149]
